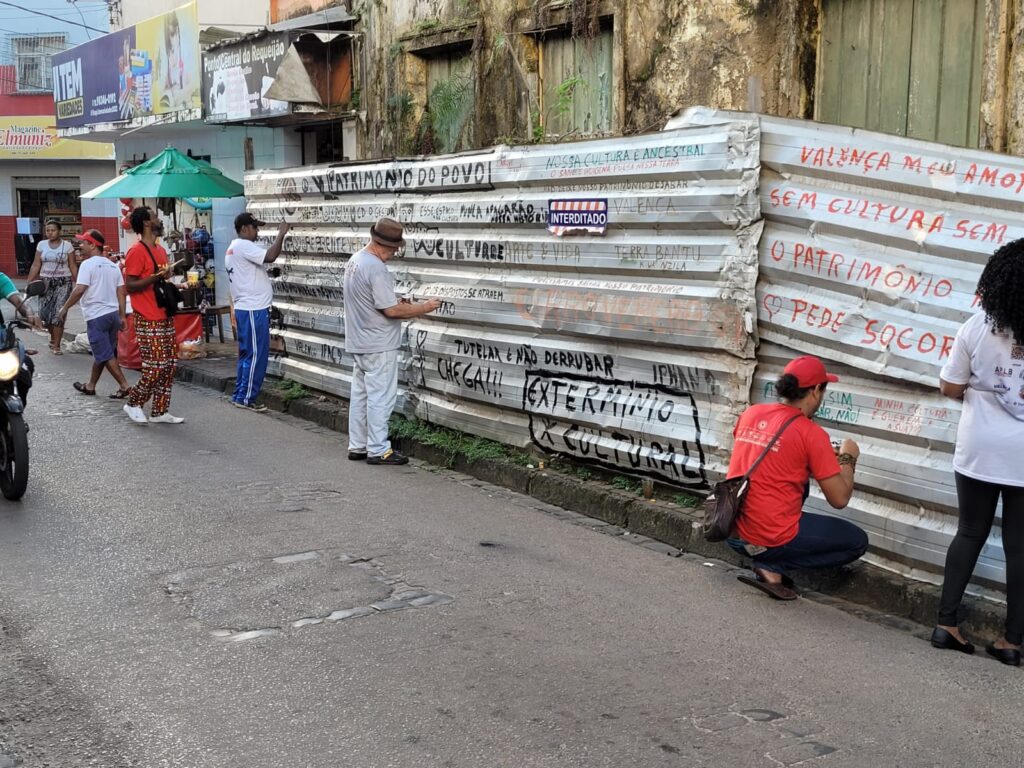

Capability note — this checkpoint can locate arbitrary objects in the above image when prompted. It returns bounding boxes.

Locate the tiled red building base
[80,217,122,254]
[0,215,17,276]
[0,216,121,277]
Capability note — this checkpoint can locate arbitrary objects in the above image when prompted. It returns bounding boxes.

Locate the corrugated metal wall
[672,107,1024,592]
[245,123,762,488]
[249,109,1022,594]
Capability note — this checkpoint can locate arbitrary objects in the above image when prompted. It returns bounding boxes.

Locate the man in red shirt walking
[726,355,867,600]
[122,206,183,425]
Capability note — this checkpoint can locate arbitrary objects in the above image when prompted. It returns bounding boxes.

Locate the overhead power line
[0,1,106,34]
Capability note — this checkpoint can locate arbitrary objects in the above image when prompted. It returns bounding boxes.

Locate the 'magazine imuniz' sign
[547,199,609,237]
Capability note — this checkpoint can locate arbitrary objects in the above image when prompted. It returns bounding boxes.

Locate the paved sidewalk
[38,292,1009,640]
[2,348,1023,767]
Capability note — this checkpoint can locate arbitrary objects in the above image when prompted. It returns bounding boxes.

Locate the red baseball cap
[783,355,839,387]
[75,231,105,248]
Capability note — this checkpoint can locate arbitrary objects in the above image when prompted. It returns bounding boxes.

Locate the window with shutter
[539,28,613,139]
[816,0,985,148]
[13,34,66,93]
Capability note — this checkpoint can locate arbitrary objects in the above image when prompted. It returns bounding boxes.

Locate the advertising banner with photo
[270,0,345,23]
[202,33,291,124]
[0,117,114,159]
[52,1,201,128]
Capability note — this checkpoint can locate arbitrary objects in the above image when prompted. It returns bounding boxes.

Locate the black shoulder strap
[740,413,801,482]
[140,242,159,274]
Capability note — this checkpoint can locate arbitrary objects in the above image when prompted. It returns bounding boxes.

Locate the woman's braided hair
[977,239,1024,344]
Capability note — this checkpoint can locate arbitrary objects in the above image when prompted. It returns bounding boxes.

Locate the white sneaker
[149,413,185,424]
[123,403,148,424]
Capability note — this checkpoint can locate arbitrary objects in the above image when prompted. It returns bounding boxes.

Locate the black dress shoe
[367,449,409,465]
[930,627,975,654]
[985,642,1022,667]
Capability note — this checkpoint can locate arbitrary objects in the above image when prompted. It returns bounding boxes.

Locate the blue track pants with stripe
[233,307,270,406]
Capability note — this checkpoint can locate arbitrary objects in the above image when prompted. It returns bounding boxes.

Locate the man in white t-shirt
[58,229,132,398]
[225,212,289,412]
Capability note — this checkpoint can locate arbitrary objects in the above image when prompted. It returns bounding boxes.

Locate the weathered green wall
[348,0,818,158]
[344,0,1024,159]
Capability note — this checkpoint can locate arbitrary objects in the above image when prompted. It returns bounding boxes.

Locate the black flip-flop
[73,382,96,396]
[755,566,796,590]
[109,388,130,400]
[738,574,798,601]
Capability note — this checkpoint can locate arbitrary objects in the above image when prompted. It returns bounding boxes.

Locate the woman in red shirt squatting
[726,356,868,600]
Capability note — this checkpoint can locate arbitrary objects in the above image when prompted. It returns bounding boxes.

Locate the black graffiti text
[437,359,504,399]
[413,238,505,261]
[525,377,676,423]
[453,338,537,366]
[293,339,344,365]
[272,281,344,301]
[651,364,722,396]
[542,350,614,377]
[531,419,703,483]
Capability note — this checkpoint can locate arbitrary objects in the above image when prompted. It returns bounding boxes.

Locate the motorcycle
[0,280,44,500]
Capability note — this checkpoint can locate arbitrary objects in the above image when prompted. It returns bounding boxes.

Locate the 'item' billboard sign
[52,1,201,129]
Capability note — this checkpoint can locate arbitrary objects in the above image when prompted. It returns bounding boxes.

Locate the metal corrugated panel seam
[249,124,762,489]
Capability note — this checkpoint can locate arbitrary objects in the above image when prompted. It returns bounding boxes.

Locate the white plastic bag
[65,332,92,354]
[178,336,206,360]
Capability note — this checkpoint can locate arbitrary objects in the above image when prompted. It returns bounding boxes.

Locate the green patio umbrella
[80,146,244,199]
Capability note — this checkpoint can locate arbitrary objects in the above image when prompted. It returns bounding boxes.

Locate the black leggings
[938,472,1024,644]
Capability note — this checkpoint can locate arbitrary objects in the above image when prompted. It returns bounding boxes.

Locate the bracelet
[838,453,857,468]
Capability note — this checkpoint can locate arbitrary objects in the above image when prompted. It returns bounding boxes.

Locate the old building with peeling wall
[340,0,1023,161]
[349,0,818,158]
[239,0,1024,596]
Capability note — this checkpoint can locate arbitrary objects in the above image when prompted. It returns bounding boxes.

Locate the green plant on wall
[412,18,441,35]
[554,75,586,119]
[428,74,475,153]
[544,74,587,136]
[484,29,545,145]
[386,90,415,154]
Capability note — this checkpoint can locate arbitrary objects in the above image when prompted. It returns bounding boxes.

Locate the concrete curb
[173,361,1009,642]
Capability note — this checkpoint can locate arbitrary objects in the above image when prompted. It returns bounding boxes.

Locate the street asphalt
[0,347,1021,768]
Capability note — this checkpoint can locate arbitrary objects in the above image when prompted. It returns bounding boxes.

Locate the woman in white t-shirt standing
[27,218,78,354]
[932,241,1024,666]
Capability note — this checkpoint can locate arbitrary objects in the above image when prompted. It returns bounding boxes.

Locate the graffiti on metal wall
[524,372,708,486]
[249,124,760,489]
[409,325,737,486]
[669,107,1024,589]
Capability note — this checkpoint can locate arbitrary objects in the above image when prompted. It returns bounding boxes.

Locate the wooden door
[817,0,986,147]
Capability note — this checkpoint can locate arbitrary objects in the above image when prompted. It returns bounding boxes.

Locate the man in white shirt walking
[225,212,289,412]
[58,229,132,399]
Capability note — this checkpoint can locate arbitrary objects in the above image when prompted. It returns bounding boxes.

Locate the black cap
[234,212,267,233]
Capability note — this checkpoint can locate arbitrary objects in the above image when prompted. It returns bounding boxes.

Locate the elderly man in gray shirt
[344,217,441,465]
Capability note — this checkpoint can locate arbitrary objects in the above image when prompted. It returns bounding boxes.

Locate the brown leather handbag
[702,414,800,542]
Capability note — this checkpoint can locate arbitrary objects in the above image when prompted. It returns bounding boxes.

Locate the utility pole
[106,0,122,29]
